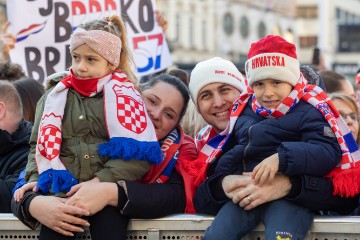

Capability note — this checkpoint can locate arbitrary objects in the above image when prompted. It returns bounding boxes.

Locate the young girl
[14,15,162,240]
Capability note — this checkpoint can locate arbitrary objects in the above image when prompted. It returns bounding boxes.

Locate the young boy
[201,35,360,240]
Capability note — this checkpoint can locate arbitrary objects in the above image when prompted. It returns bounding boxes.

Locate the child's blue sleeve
[11,168,27,196]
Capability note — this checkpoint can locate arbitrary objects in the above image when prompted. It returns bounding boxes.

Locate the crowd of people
[0,11,359,240]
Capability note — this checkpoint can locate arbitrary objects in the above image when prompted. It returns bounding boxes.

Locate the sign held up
[8,0,172,83]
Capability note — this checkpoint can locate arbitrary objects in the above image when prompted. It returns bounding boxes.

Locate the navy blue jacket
[0,120,32,213]
[215,100,341,177]
[193,100,360,215]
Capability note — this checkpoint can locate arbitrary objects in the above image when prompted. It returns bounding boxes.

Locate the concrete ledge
[1,214,360,239]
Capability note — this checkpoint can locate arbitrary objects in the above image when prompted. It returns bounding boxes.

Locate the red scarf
[142,126,183,183]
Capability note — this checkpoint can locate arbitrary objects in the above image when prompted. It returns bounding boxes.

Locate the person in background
[167,69,189,86]
[12,77,44,123]
[318,70,355,99]
[354,69,360,107]
[330,93,360,144]
[181,99,207,139]
[0,61,26,81]
[12,73,198,236]
[0,81,32,213]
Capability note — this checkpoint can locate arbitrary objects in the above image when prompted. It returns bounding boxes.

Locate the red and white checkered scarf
[35,70,162,194]
[194,73,360,197]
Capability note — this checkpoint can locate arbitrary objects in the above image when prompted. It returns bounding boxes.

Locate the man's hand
[222,173,291,210]
[0,22,16,62]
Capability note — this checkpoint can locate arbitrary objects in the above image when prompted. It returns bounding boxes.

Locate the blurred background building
[157,0,360,79]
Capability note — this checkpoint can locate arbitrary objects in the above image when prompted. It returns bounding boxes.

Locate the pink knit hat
[245,35,300,87]
[69,28,121,66]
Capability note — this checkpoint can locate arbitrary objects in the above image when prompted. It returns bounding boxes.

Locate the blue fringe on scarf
[98,137,163,164]
[37,169,78,194]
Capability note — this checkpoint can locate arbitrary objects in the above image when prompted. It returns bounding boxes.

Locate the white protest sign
[7,0,172,84]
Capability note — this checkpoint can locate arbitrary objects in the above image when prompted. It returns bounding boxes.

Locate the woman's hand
[29,195,90,236]
[66,181,118,215]
[0,22,16,61]
[222,173,291,210]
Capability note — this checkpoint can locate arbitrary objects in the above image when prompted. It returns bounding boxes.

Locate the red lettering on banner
[252,56,285,69]
[72,1,86,15]
[71,0,117,15]
[89,0,101,13]
[215,70,225,74]
[105,0,116,11]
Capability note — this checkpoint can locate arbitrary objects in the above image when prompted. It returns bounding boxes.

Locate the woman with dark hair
[13,78,44,123]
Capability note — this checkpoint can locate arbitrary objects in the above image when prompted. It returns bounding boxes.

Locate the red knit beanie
[245,35,300,87]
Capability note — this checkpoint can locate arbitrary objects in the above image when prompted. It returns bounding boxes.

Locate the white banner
[7,0,172,84]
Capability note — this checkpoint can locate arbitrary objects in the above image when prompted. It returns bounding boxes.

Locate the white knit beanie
[189,57,245,110]
[245,35,300,87]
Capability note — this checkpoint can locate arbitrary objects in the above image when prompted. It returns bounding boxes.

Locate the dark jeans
[203,199,314,240]
[40,206,129,240]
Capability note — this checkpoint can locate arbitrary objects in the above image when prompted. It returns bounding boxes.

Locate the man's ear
[0,102,6,119]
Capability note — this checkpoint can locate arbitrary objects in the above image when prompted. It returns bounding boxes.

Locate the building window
[202,20,206,49]
[175,14,180,41]
[338,24,360,52]
[297,6,318,19]
[189,17,194,48]
[272,24,281,36]
[258,21,266,39]
[223,12,234,36]
[299,36,318,48]
[239,16,249,38]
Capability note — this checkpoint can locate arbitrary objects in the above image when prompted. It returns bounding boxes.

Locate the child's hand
[252,153,279,186]
[13,182,38,202]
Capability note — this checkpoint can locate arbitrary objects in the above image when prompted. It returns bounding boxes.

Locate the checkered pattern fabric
[194,73,360,196]
[35,70,161,194]
[117,95,147,133]
[37,126,62,160]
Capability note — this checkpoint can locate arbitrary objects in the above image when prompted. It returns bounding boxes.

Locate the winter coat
[193,100,358,215]
[12,133,198,229]
[216,100,341,177]
[0,120,32,213]
[117,134,198,218]
[25,78,150,186]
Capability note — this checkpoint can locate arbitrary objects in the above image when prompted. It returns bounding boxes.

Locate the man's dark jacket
[0,120,32,213]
